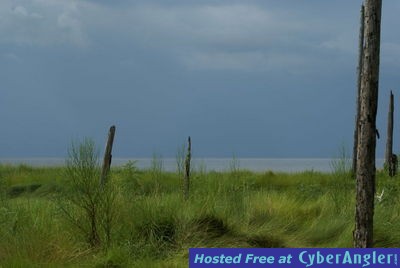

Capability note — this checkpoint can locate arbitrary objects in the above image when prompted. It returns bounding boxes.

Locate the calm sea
[0,158,385,173]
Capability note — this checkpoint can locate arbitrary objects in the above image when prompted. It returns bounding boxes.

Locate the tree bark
[354,0,382,248]
[352,4,365,177]
[100,125,116,187]
[385,91,394,176]
[184,136,191,200]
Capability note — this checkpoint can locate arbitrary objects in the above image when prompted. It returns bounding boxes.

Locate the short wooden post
[385,91,395,176]
[390,154,398,177]
[100,125,116,187]
[184,136,191,200]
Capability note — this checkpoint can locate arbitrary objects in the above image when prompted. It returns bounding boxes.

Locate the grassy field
[0,162,399,267]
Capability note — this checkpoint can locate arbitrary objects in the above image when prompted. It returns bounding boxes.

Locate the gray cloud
[382,42,400,67]
[74,2,360,74]
[0,0,399,158]
[0,0,88,46]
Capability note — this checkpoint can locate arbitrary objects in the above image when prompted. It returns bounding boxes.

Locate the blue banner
[190,248,400,267]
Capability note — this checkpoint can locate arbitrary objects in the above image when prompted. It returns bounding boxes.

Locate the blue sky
[1,0,399,158]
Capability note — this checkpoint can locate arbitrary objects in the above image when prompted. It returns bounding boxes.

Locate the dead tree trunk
[354,0,382,248]
[184,136,191,200]
[385,91,395,176]
[352,4,365,177]
[100,125,116,187]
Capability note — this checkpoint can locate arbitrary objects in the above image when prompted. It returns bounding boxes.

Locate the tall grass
[330,144,352,177]
[1,164,400,267]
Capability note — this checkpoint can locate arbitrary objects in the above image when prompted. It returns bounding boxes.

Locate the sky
[1,0,400,158]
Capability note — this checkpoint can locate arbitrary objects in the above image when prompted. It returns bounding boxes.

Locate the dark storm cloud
[0,0,399,157]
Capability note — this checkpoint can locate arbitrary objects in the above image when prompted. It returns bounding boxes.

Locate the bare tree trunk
[184,136,191,200]
[385,91,395,176]
[354,0,382,248]
[100,125,116,187]
[352,4,365,177]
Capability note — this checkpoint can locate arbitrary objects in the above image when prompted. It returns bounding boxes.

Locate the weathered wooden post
[385,91,395,176]
[354,0,382,248]
[352,4,365,177]
[184,136,191,200]
[390,154,398,176]
[100,125,116,187]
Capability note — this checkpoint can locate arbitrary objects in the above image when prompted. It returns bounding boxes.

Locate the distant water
[0,158,385,173]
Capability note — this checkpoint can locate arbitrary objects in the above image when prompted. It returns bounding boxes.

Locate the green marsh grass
[1,164,400,267]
